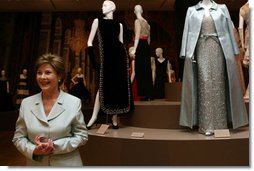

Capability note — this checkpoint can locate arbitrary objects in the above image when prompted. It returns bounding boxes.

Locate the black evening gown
[97,18,133,115]
[69,77,90,100]
[153,59,168,99]
[0,80,13,111]
[135,40,153,99]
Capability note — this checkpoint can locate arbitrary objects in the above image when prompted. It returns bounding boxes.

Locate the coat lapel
[47,91,65,121]
[31,91,66,122]
[31,93,48,124]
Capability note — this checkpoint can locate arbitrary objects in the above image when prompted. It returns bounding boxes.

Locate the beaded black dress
[16,76,29,107]
[96,18,133,114]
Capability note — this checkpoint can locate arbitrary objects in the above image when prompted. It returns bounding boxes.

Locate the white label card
[96,124,109,134]
[214,129,230,138]
[131,132,144,138]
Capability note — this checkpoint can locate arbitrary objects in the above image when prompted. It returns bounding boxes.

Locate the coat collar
[195,1,218,11]
[31,90,65,123]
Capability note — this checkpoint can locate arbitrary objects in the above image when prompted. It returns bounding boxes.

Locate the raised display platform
[121,100,181,129]
[120,100,249,130]
[81,126,249,166]
[165,82,182,101]
[82,83,249,166]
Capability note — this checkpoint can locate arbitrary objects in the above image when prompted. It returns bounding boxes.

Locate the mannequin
[168,63,176,83]
[129,46,142,101]
[129,46,135,84]
[130,4,153,101]
[69,67,89,101]
[151,56,156,85]
[16,68,29,108]
[0,69,13,111]
[179,1,248,136]
[231,22,246,95]
[0,70,9,93]
[238,1,249,99]
[86,0,133,129]
[152,48,172,99]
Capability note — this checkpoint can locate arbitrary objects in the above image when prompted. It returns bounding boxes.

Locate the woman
[130,4,153,101]
[179,0,248,135]
[86,0,133,129]
[12,53,88,166]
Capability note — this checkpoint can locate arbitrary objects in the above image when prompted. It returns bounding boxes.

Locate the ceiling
[0,0,247,11]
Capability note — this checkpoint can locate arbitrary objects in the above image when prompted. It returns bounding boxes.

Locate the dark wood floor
[0,131,26,166]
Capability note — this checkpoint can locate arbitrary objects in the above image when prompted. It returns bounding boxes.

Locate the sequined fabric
[195,15,228,134]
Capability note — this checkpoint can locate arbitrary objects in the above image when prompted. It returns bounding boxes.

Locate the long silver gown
[196,14,228,134]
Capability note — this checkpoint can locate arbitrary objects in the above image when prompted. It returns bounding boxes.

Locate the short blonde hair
[35,53,65,85]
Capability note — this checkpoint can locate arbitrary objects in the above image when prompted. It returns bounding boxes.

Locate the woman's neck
[42,89,60,101]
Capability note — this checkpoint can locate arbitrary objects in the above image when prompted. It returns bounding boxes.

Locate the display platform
[121,100,181,129]
[165,82,182,101]
[82,96,249,166]
[81,125,249,166]
[120,99,249,129]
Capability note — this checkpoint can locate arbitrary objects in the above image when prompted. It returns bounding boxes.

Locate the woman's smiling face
[36,63,60,93]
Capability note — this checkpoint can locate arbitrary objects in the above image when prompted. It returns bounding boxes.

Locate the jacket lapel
[47,91,65,121]
[31,93,48,124]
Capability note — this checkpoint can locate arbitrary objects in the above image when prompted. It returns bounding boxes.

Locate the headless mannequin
[130,5,150,56]
[238,0,249,99]
[86,0,122,129]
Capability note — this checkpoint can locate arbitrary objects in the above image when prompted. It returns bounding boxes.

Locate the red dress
[130,60,142,101]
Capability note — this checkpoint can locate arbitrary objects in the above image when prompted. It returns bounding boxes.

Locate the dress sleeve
[180,7,191,59]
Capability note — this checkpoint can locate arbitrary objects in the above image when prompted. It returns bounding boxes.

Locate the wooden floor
[0,131,26,166]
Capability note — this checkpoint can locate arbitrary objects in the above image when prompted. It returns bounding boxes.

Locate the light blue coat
[13,90,88,166]
[179,2,248,129]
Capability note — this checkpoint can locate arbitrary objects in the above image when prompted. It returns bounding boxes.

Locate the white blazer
[12,90,88,166]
